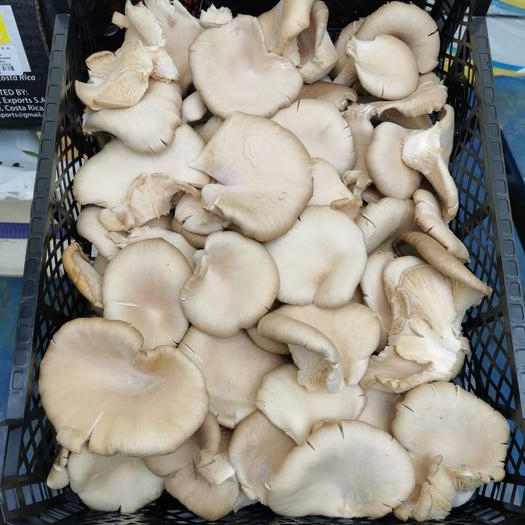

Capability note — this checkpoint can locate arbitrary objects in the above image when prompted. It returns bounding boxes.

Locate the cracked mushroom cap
[256,364,365,444]
[258,302,381,391]
[82,80,182,154]
[39,318,207,456]
[266,420,415,518]
[272,98,355,174]
[67,447,164,513]
[356,197,415,252]
[265,206,367,308]
[76,206,119,260]
[356,1,440,74]
[73,124,208,212]
[103,238,191,349]
[180,231,279,337]
[229,411,295,504]
[393,382,509,492]
[181,328,285,428]
[189,16,303,119]
[308,158,357,208]
[347,35,419,100]
[192,112,313,242]
[366,122,422,200]
[414,189,469,262]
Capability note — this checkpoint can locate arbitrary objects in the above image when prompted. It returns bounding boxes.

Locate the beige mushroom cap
[39,318,207,456]
[46,447,70,490]
[266,420,415,518]
[308,158,357,208]
[103,238,191,349]
[189,16,302,119]
[68,447,164,513]
[298,81,356,111]
[246,327,289,355]
[356,197,415,253]
[62,243,103,308]
[343,105,374,184]
[332,18,363,82]
[229,411,295,504]
[199,5,232,28]
[192,112,313,242]
[180,232,279,338]
[272,98,355,174]
[356,1,440,74]
[82,80,182,154]
[76,206,119,260]
[393,382,510,491]
[256,364,365,444]
[366,122,422,199]
[181,90,207,123]
[265,206,367,308]
[181,328,285,428]
[358,387,401,433]
[347,35,419,100]
[174,193,225,235]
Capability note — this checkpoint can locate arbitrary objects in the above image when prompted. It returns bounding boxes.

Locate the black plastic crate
[1,1,525,524]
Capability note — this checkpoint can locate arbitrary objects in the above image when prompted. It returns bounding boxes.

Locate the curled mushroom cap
[347,35,419,100]
[343,105,374,184]
[47,447,70,490]
[259,302,380,392]
[76,206,119,260]
[366,122,422,199]
[265,206,367,308]
[246,327,289,356]
[356,197,415,252]
[272,98,355,174]
[266,420,415,518]
[189,16,302,119]
[181,328,285,428]
[308,158,357,208]
[73,124,208,212]
[332,18,363,84]
[298,81,356,111]
[256,364,365,444]
[192,112,313,242]
[414,189,469,262]
[229,411,295,504]
[82,80,182,154]
[103,238,191,348]
[358,387,401,433]
[62,243,103,308]
[393,382,510,492]
[68,447,164,513]
[39,318,207,456]
[174,193,225,235]
[181,90,207,123]
[356,1,439,74]
[180,232,279,338]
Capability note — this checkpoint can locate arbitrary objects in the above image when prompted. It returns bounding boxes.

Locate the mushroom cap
[192,112,313,242]
[347,35,419,100]
[62,243,103,308]
[392,382,510,490]
[414,189,470,262]
[82,80,182,154]
[343,105,374,183]
[181,328,285,428]
[39,318,207,456]
[181,90,207,123]
[298,81,356,111]
[333,18,363,78]
[189,16,303,119]
[367,73,448,118]
[356,1,440,74]
[366,122,422,199]
[308,158,357,208]
[68,448,164,513]
[103,238,191,348]
[256,364,365,444]
[199,5,233,28]
[265,206,367,308]
[246,327,289,355]
[123,0,163,46]
[266,420,415,518]
[272,98,355,174]
[194,115,222,143]
[46,447,70,490]
[73,124,208,210]
[380,109,433,130]
[174,193,225,235]
[180,231,279,337]
[358,387,401,433]
[356,197,415,253]
[170,217,207,249]
[76,206,119,260]
[229,411,295,504]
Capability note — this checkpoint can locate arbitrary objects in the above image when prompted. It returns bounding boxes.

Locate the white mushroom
[46,447,70,490]
[174,193,226,235]
[266,420,415,518]
[193,115,222,142]
[246,327,289,356]
[308,158,357,208]
[256,365,365,444]
[272,98,355,174]
[76,206,119,260]
[181,328,285,428]
[192,112,313,242]
[103,238,191,348]
[343,105,374,186]
[199,4,232,27]
[298,81,356,110]
[189,16,303,119]
[181,90,207,123]
[358,387,401,433]
[265,206,367,308]
[332,18,363,85]
[39,318,207,456]
[180,232,279,337]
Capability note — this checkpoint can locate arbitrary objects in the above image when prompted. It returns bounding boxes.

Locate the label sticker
[0,6,30,77]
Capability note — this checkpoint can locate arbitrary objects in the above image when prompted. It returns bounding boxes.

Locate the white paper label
[0,6,30,77]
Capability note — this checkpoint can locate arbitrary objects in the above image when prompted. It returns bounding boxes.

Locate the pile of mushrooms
[41,0,509,521]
